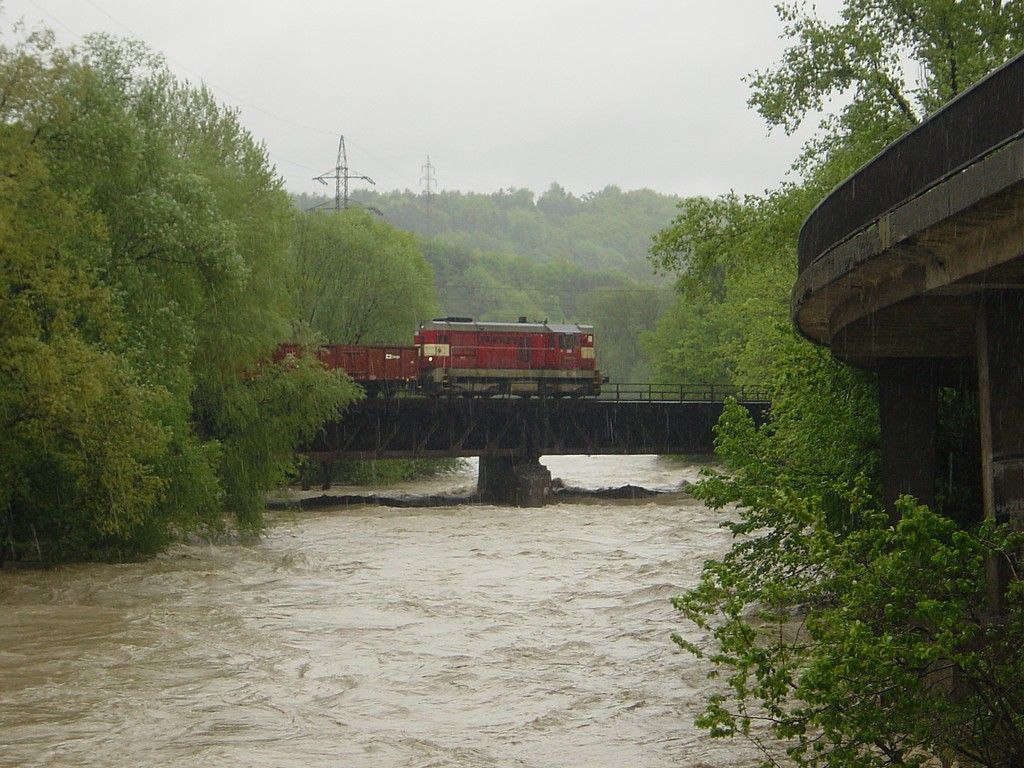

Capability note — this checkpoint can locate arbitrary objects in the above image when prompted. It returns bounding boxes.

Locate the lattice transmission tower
[420,155,438,234]
[313,134,375,211]
[420,155,437,198]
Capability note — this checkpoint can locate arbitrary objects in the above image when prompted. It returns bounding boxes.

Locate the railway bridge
[303,384,769,506]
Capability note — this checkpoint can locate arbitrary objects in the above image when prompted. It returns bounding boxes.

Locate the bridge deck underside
[304,398,768,460]
[793,133,1024,367]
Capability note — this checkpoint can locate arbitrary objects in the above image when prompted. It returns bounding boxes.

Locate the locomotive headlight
[428,356,434,362]
[587,335,593,343]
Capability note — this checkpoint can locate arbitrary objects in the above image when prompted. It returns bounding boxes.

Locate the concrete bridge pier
[477,456,552,507]
[977,291,1024,607]
[878,359,938,519]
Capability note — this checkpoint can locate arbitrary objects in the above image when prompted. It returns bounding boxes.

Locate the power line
[345,136,409,178]
[20,0,80,37]
[14,2,427,191]
[22,0,338,138]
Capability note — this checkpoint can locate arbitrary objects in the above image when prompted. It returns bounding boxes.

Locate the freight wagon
[274,343,419,396]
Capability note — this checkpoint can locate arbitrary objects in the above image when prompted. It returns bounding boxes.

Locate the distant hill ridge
[291,183,685,282]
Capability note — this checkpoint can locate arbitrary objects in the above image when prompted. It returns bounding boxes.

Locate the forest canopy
[294,184,682,281]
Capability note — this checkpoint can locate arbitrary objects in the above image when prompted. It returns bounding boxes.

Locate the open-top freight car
[414,317,602,397]
[274,343,419,396]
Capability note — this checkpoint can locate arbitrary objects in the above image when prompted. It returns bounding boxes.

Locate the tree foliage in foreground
[0,29,360,561]
[679,392,1024,767]
[657,2,1024,765]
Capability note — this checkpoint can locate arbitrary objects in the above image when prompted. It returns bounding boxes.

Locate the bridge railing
[598,382,769,402]
[798,50,1024,272]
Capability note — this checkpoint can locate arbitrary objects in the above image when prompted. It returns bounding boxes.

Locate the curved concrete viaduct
[793,51,1024,602]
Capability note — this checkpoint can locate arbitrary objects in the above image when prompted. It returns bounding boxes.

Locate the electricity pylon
[420,155,437,198]
[314,134,375,211]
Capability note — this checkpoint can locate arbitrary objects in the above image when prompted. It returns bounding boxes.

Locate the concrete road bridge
[303,384,769,506]
[792,50,1024,607]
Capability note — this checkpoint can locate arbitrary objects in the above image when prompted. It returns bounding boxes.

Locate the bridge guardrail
[798,50,1024,272]
[598,382,769,402]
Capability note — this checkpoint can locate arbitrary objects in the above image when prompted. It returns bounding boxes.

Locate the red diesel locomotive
[277,317,602,397]
[415,317,600,396]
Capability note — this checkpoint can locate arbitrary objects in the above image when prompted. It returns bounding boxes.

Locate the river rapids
[0,456,764,767]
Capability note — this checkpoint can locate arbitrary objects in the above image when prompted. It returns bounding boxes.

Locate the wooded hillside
[292,186,684,381]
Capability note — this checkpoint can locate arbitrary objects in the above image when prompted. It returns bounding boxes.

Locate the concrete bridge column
[477,456,552,507]
[878,359,938,519]
[976,291,1024,609]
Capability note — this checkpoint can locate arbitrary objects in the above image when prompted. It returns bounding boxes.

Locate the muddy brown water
[0,456,763,767]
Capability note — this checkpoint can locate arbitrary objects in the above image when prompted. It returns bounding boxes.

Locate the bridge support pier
[477,456,552,507]
[977,291,1024,609]
[878,359,938,519]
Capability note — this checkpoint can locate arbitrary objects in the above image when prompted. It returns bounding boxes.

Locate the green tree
[749,0,1024,183]
[290,208,436,345]
[578,285,674,382]
[645,186,816,387]
[288,208,452,490]
[0,30,170,560]
[750,0,1024,133]
[0,29,359,559]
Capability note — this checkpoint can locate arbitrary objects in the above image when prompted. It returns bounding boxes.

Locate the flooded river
[0,456,761,767]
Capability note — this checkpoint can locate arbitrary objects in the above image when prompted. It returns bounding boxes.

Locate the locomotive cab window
[560,334,576,350]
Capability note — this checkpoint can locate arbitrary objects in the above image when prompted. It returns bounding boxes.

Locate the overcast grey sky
[3,0,843,198]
